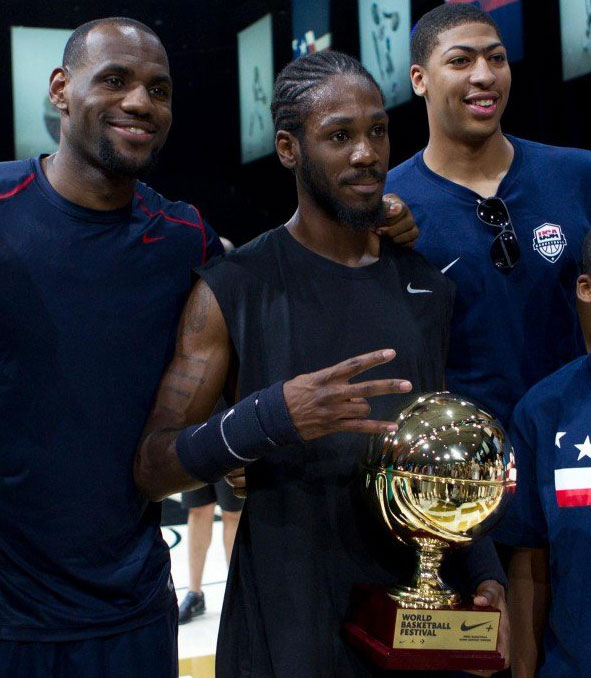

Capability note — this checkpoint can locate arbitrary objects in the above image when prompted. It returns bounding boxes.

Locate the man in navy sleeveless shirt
[135,51,509,677]
[0,18,223,677]
[384,4,591,427]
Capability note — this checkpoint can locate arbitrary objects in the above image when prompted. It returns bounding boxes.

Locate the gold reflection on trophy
[362,392,516,609]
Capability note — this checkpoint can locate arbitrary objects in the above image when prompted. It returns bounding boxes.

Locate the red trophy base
[343,584,504,672]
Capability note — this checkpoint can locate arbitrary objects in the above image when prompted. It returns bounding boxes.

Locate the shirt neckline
[32,155,134,224]
[277,224,391,279]
[414,134,523,203]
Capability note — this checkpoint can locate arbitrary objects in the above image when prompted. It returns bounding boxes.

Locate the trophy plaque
[344,392,516,671]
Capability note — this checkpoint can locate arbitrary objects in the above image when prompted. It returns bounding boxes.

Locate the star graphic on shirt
[575,436,591,461]
[555,431,566,448]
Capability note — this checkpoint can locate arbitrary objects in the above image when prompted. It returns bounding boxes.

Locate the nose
[350,137,378,166]
[470,56,496,88]
[120,84,153,115]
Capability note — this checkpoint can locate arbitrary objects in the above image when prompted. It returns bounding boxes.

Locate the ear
[49,67,69,113]
[275,130,299,171]
[577,274,591,304]
[410,64,427,98]
[577,274,591,352]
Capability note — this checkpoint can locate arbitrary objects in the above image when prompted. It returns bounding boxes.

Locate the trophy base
[344,584,504,671]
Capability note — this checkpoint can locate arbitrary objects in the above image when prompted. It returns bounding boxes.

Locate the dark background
[1,0,589,245]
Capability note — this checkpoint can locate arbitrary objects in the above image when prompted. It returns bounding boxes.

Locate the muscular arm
[508,547,550,678]
[135,281,414,502]
[134,279,233,501]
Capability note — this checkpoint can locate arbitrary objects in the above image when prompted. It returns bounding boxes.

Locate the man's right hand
[283,349,412,441]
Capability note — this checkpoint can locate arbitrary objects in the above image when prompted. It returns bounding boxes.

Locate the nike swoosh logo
[441,256,460,274]
[142,234,166,244]
[460,620,493,632]
[407,283,433,294]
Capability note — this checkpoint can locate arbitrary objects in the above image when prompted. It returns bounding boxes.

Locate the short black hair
[62,17,161,70]
[411,4,502,66]
[583,231,591,276]
[271,50,383,137]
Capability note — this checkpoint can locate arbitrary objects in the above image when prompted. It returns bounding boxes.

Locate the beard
[98,136,160,179]
[299,143,385,232]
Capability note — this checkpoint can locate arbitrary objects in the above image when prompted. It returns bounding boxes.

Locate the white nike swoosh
[441,256,461,274]
[407,283,433,294]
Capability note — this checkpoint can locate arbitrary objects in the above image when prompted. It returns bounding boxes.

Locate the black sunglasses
[476,197,520,271]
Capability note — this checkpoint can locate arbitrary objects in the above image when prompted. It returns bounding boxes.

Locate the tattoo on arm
[182,283,212,335]
[169,368,206,385]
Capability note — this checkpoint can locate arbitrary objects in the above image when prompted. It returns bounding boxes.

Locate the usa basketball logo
[532,223,567,263]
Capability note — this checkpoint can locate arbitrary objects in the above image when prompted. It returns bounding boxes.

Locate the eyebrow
[94,63,173,87]
[320,111,388,128]
[442,42,504,55]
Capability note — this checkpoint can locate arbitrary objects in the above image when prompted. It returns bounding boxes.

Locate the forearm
[135,381,301,501]
[508,547,549,678]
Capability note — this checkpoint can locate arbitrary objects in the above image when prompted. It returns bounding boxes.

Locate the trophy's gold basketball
[361,391,516,609]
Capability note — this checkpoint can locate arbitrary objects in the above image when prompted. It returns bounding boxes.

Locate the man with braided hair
[136,50,508,677]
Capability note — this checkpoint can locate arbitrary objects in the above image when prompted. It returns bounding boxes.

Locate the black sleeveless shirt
[199,226,455,677]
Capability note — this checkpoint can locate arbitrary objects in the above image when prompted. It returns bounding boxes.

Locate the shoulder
[201,228,278,274]
[385,152,422,189]
[0,158,36,199]
[134,181,204,226]
[511,135,591,171]
[514,355,589,423]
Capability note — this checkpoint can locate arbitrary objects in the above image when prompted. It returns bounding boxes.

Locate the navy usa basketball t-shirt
[0,156,223,640]
[385,135,591,425]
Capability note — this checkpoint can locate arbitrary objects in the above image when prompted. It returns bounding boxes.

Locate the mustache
[340,168,386,185]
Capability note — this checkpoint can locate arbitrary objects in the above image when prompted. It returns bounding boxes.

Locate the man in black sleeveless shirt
[135,52,508,676]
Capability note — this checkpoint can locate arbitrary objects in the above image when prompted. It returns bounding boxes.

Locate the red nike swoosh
[142,234,166,244]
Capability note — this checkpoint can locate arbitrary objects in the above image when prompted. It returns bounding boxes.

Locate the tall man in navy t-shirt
[0,17,227,677]
[384,4,591,427]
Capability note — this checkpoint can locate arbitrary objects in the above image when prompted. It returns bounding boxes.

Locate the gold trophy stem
[388,537,461,609]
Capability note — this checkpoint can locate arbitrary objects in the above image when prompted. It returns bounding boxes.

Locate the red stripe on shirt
[190,204,208,265]
[0,172,35,200]
[556,488,591,508]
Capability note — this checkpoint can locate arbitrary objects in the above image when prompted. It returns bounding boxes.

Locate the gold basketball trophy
[344,392,516,671]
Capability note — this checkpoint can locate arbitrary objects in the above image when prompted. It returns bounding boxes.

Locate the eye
[489,53,507,64]
[150,86,171,99]
[330,131,349,143]
[449,56,470,66]
[371,124,387,137]
[104,76,123,87]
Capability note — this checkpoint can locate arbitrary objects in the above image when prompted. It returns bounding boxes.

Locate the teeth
[471,99,494,107]
[127,127,147,134]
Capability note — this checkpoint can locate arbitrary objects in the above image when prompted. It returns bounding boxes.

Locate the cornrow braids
[411,4,502,67]
[63,17,161,71]
[271,51,383,137]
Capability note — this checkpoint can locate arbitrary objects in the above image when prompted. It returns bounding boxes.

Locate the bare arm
[508,547,550,678]
[134,279,233,501]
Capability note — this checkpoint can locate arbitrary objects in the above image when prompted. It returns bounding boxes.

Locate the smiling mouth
[464,96,499,114]
[107,122,157,141]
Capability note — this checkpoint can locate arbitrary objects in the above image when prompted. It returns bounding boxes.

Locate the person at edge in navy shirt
[134,51,509,678]
[0,17,417,678]
[383,4,591,428]
[493,231,591,677]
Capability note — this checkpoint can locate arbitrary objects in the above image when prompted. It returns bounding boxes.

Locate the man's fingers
[344,378,412,399]
[319,349,396,382]
[336,419,399,435]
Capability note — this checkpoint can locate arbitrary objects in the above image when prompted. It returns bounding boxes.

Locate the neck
[42,148,137,211]
[285,192,380,268]
[423,130,513,196]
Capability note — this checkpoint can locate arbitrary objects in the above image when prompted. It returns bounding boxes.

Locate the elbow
[134,447,167,503]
